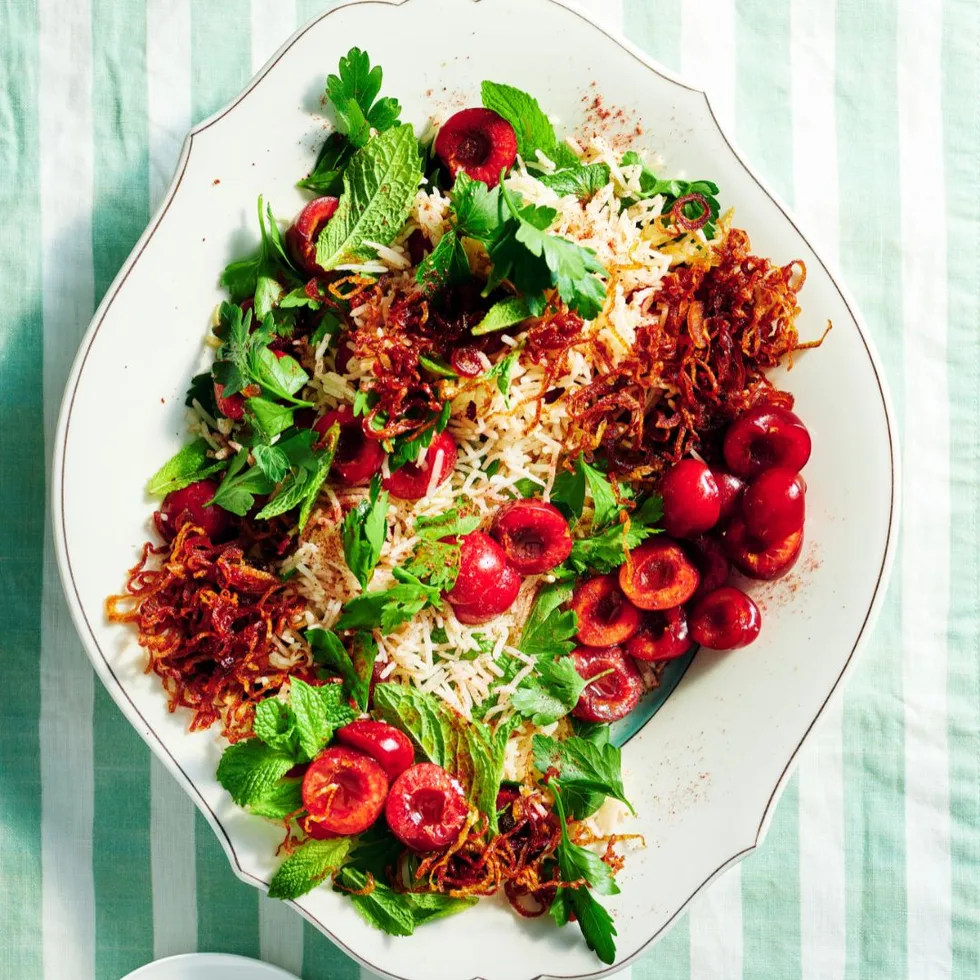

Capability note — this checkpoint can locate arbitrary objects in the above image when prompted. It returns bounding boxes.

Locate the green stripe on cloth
[303,924,361,980]
[90,1,153,976]
[836,1,907,978]
[195,811,260,957]
[943,0,980,975]
[192,0,251,124]
[0,3,44,979]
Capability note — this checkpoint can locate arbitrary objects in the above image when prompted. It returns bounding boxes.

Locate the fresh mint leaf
[350,631,380,712]
[248,778,304,820]
[373,682,507,831]
[253,697,297,755]
[342,475,389,590]
[501,185,608,320]
[415,230,470,294]
[325,47,402,148]
[245,397,295,442]
[279,286,320,310]
[315,124,422,270]
[537,162,611,200]
[255,424,338,529]
[509,656,587,726]
[208,448,275,516]
[533,734,632,814]
[347,822,404,880]
[216,739,295,808]
[471,295,531,336]
[268,836,352,900]
[252,444,291,483]
[480,80,557,164]
[146,438,226,497]
[333,868,415,936]
[549,784,619,965]
[335,570,441,635]
[401,889,478,926]
[414,508,481,540]
[289,677,357,762]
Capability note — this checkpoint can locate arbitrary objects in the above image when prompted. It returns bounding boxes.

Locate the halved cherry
[625,607,692,662]
[570,575,641,647]
[301,746,388,836]
[687,535,731,599]
[434,108,518,188]
[451,345,487,378]
[406,229,431,265]
[313,406,384,486]
[741,467,806,546]
[336,721,414,781]
[491,499,572,574]
[688,586,762,650]
[570,645,643,723]
[383,430,457,500]
[723,516,803,580]
[723,404,812,479]
[158,479,233,542]
[710,468,746,522]
[385,762,469,851]
[446,532,520,623]
[661,459,721,538]
[618,539,700,611]
[286,196,340,277]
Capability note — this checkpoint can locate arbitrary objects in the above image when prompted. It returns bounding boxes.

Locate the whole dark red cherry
[313,406,384,486]
[626,607,692,662]
[570,575,641,646]
[158,479,232,542]
[434,108,518,188]
[742,467,806,546]
[445,532,520,623]
[687,535,730,599]
[723,404,811,479]
[688,586,762,650]
[335,721,414,780]
[661,458,721,538]
[723,516,803,580]
[491,499,572,574]
[570,646,643,723]
[710,468,746,521]
[382,431,457,500]
[619,539,700,610]
[286,196,340,277]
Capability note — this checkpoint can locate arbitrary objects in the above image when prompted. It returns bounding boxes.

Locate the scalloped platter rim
[52,1,899,978]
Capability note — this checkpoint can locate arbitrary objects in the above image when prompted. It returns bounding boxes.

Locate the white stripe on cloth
[789,3,847,979]
[689,865,743,980]
[38,0,96,977]
[248,8,308,974]
[683,0,735,130]
[680,6,742,976]
[572,0,624,36]
[146,1,199,960]
[898,0,952,976]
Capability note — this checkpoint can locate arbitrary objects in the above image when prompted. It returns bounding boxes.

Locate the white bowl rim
[51,1,901,977]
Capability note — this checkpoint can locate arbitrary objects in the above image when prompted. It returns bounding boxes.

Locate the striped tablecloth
[2,0,978,977]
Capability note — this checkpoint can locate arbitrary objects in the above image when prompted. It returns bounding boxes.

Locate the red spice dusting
[105,523,308,740]
[212,179,220,186]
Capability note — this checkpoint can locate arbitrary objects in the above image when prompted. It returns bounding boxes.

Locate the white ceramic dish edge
[52,1,901,978]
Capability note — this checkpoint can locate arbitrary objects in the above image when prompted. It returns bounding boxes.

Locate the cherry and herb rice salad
[110,44,825,967]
